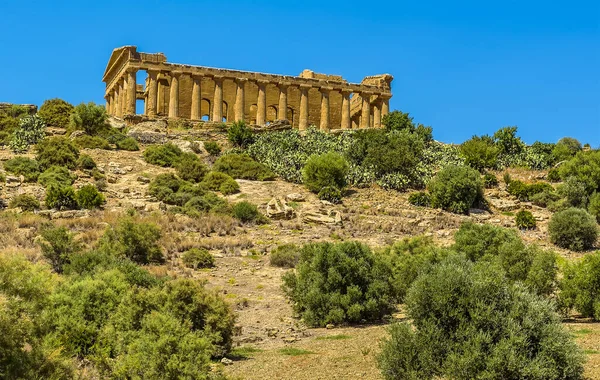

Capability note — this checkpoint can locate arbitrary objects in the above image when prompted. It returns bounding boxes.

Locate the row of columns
[106,68,391,130]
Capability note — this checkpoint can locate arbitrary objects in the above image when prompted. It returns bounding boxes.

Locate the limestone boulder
[266,197,296,220]
[127,120,168,144]
[68,130,87,140]
[286,193,305,202]
[487,198,520,212]
[301,208,342,225]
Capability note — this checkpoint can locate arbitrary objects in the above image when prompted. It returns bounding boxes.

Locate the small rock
[220,358,233,366]
[326,324,335,329]
[137,176,151,184]
[286,193,305,202]
[282,337,297,343]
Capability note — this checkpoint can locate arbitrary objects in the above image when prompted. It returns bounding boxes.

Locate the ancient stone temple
[102,46,393,130]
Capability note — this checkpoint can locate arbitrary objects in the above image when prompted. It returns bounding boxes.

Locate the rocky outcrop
[127,120,168,144]
[266,197,296,220]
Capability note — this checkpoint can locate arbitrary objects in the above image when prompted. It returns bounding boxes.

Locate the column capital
[126,66,139,73]
[319,86,333,94]
[235,77,248,84]
[340,88,353,95]
[379,93,392,99]
[170,70,183,78]
[211,75,224,83]
[299,84,312,90]
[360,91,374,96]
[277,81,291,89]
[256,79,270,86]
[191,73,203,80]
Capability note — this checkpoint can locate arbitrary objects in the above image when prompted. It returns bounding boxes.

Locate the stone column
[340,90,351,129]
[360,92,372,129]
[234,78,246,122]
[381,94,390,117]
[212,76,224,122]
[168,71,181,118]
[373,101,382,128]
[126,68,137,115]
[256,80,267,125]
[190,74,202,120]
[113,85,120,117]
[277,82,289,120]
[120,78,126,117]
[146,70,159,117]
[319,87,331,131]
[299,84,310,130]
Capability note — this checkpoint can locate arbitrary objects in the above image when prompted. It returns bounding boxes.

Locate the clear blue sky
[0,0,598,146]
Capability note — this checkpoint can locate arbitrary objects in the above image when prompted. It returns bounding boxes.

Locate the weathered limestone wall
[102,46,393,130]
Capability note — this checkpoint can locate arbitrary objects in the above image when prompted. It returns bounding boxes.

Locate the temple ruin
[102,46,393,130]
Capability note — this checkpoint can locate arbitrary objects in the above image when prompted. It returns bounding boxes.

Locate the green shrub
[38,225,80,273]
[408,191,430,207]
[3,156,40,182]
[377,257,584,380]
[143,143,183,167]
[515,209,536,229]
[38,165,75,188]
[204,140,221,156]
[36,136,80,170]
[175,153,208,183]
[69,102,109,135]
[227,121,254,148]
[507,179,553,201]
[483,172,498,188]
[318,186,342,204]
[282,241,395,327]
[45,184,78,210]
[181,248,214,269]
[558,150,600,195]
[201,171,238,194]
[588,192,600,223]
[547,167,561,182]
[270,244,300,268]
[558,176,589,208]
[115,136,139,151]
[38,98,74,128]
[302,152,348,193]
[219,177,240,195]
[459,135,499,171]
[553,137,582,161]
[75,184,105,209]
[382,110,433,142]
[77,154,96,170]
[183,193,229,215]
[531,188,561,208]
[9,194,40,211]
[73,135,110,150]
[147,173,211,207]
[493,126,525,156]
[427,165,483,214]
[549,208,598,251]
[9,115,46,153]
[213,153,275,181]
[99,219,163,264]
[559,251,600,320]
[232,201,261,223]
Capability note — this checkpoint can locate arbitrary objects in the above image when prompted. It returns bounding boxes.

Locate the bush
[232,201,261,223]
[558,150,600,195]
[38,98,74,128]
[143,143,183,167]
[213,153,275,180]
[558,176,589,208]
[69,102,109,135]
[181,248,214,269]
[9,115,46,153]
[45,184,78,210]
[427,165,483,214]
[493,126,524,156]
[9,194,40,211]
[38,225,80,273]
[531,188,561,208]
[77,154,96,170]
[318,186,342,203]
[483,172,498,188]
[115,136,139,151]
[459,135,499,171]
[99,219,163,264]
[553,137,582,161]
[174,153,208,183]
[227,121,254,148]
[204,140,221,156]
[38,165,75,188]
[506,179,553,201]
[408,191,431,207]
[183,193,229,215]
[302,152,348,193]
[547,167,561,182]
[73,135,111,150]
[559,251,600,320]
[549,208,598,251]
[201,171,239,194]
[588,192,600,223]
[515,209,536,229]
[3,156,40,182]
[75,184,105,209]
[282,241,395,326]
[377,257,584,380]
[270,244,300,268]
[36,137,80,170]
[148,173,211,207]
